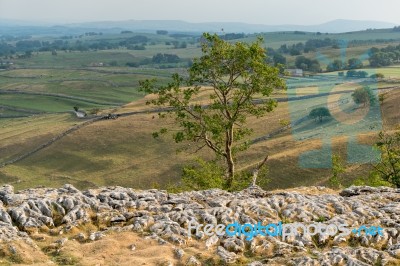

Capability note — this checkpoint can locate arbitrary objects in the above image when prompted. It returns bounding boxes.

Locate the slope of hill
[1,80,399,191]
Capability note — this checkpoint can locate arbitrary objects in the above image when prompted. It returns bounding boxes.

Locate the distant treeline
[0,33,197,57]
[125,53,191,69]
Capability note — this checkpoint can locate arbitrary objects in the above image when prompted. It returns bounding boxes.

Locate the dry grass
[0,84,399,191]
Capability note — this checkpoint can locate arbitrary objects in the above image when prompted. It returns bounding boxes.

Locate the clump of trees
[278,38,339,55]
[220,33,246,40]
[326,58,364,72]
[152,53,180,64]
[346,70,369,78]
[351,86,377,107]
[309,107,331,122]
[392,26,400,32]
[370,73,385,79]
[369,44,400,67]
[295,56,321,72]
[156,30,168,35]
[140,33,285,190]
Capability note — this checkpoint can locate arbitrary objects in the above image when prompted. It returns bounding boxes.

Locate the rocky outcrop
[0,184,399,265]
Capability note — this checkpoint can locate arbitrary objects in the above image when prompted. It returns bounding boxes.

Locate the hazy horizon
[0,0,400,26]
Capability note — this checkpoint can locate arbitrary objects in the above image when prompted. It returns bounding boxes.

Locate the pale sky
[0,0,399,25]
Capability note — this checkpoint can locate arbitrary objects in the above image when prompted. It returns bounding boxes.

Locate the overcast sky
[0,0,399,25]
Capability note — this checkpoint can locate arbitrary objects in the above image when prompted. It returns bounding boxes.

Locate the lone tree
[351,86,376,107]
[309,107,331,122]
[140,33,285,188]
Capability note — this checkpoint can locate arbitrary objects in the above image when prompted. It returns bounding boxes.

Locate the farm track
[1,86,399,168]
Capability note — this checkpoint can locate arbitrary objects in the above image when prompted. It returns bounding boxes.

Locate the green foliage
[327,59,343,72]
[295,56,321,72]
[329,154,345,188]
[230,164,270,191]
[370,73,385,79]
[181,158,226,190]
[272,53,286,67]
[89,108,100,115]
[309,107,331,122]
[368,44,400,67]
[177,158,269,191]
[379,93,386,104]
[372,131,400,187]
[353,172,392,187]
[315,216,327,222]
[279,119,290,127]
[156,30,168,35]
[346,70,368,78]
[140,33,285,188]
[347,58,363,69]
[152,53,180,64]
[351,86,377,107]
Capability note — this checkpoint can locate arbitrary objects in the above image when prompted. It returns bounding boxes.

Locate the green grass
[0,67,175,112]
[0,94,108,112]
[321,66,400,78]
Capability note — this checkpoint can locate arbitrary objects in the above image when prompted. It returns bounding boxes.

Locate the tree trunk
[225,126,235,188]
[226,152,235,188]
[252,155,269,186]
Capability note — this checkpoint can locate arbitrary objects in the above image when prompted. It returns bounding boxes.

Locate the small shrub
[329,154,345,188]
[89,108,100,115]
[181,158,226,190]
[353,172,392,187]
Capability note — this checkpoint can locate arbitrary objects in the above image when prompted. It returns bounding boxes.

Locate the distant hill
[67,19,397,33]
[0,19,397,35]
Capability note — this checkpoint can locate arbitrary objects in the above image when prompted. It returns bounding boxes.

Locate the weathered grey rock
[89,232,105,241]
[54,237,68,247]
[174,248,184,259]
[0,185,14,201]
[217,246,238,264]
[0,184,400,264]
[186,256,201,266]
[205,235,219,249]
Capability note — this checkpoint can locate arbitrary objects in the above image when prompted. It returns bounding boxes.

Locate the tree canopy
[309,107,331,122]
[351,86,377,107]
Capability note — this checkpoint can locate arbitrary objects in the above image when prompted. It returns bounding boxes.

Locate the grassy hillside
[1,77,399,191]
[1,29,400,191]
